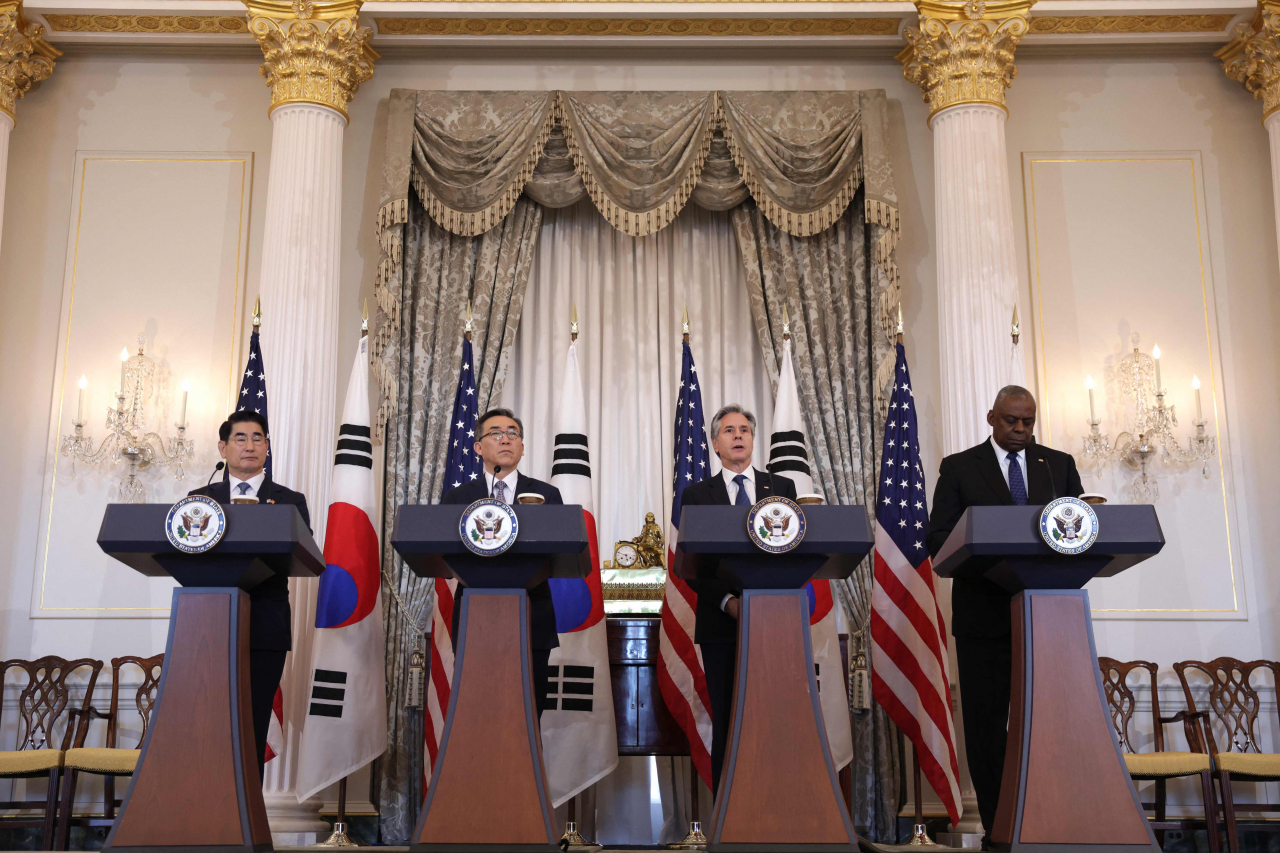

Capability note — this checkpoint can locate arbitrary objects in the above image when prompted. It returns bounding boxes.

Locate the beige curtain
[377,197,541,843]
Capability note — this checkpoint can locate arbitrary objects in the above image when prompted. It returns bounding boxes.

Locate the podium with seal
[96,500,324,853]
[672,499,873,853]
[391,501,590,853]
[934,501,1165,853]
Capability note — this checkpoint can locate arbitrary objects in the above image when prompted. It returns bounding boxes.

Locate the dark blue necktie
[733,473,751,506]
[1007,452,1028,506]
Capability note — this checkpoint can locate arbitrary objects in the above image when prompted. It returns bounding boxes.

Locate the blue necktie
[237,482,252,496]
[1007,452,1028,506]
[733,474,751,506]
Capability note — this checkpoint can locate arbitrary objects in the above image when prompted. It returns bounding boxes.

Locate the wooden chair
[1098,657,1221,853]
[54,654,163,850]
[0,656,103,850]
[1175,658,1280,853]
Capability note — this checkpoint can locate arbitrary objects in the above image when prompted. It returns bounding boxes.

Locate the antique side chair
[1175,658,1280,853]
[55,654,164,850]
[1098,657,1221,853]
[0,656,103,851]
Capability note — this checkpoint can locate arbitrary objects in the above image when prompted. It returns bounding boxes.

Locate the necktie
[493,480,507,504]
[237,482,252,496]
[733,473,751,506]
[1006,452,1028,506]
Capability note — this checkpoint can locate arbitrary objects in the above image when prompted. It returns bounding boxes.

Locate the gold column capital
[1217,2,1280,122]
[0,0,61,123]
[244,0,378,121]
[898,0,1034,120]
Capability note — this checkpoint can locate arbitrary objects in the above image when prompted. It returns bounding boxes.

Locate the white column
[0,1,58,253]
[931,103,1021,456]
[0,112,13,249]
[257,102,346,843]
[1267,111,1280,264]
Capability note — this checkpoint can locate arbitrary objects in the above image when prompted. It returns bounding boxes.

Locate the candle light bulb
[1085,374,1094,390]
[1192,375,1201,390]
[181,378,190,392]
[1152,344,1161,360]
[120,348,129,362]
[78,375,87,390]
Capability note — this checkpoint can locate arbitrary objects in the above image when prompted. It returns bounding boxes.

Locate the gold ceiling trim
[44,14,250,33]
[1028,14,1235,35]
[376,16,901,35]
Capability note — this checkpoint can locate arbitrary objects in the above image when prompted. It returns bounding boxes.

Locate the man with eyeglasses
[441,407,563,714]
[188,410,310,780]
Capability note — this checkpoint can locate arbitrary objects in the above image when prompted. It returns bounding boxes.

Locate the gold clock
[614,541,639,568]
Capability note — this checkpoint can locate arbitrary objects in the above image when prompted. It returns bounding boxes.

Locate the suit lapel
[755,468,773,498]
[210,480,231,503]
[974,440,1015,505]
[1025,446,1054,505]
[708,473,730,505]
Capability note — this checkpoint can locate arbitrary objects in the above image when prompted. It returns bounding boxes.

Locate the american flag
[656,339,714,787]
[425,335,482,780]
[869,343,962,824]
[237,324,271,478]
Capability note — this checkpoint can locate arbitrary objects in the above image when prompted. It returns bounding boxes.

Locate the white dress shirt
[721,465,756,505]
[990,436,1027,491]
[719,466,756,612]
[484,469,520,503]
[229,470,266,499]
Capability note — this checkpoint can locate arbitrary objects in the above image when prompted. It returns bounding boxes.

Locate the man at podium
[680,404,796,794]
[441,407,563,713]
[926,386,1082,843]
[188,410,312,778]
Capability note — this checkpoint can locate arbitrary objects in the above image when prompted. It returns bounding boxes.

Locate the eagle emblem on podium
[165,495,227,554]
[460,498,519,556]
[748,496,806,554]
[1039,497,1099,555]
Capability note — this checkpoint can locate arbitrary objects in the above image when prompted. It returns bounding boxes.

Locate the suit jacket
[679,469,798,645]
[188,475,311,652]
[926,439,1084,639]
[442,473,563,651]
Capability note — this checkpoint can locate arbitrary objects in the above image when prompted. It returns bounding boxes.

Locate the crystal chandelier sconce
[1081,333,1217,503]
[60,333,196,503]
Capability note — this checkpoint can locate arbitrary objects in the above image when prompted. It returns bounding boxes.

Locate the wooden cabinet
[607,616,688,756]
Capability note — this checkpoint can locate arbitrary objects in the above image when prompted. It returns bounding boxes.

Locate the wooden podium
[391,504,590,853]
[672,504,872,853]
[96,502,324,853]
[934,504,1166,853]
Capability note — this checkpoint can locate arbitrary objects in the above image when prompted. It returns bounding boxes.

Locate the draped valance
[372,88,901,433]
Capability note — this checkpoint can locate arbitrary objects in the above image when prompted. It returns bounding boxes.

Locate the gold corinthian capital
[0,1,60,123]
[1217,3,1280,122]
[898,0,1035,120]
[244,0,378,121]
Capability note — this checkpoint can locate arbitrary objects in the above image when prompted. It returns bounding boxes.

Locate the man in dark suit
[188,410,310,781]
[441,407,562,715]
[926,385,1083,843]
[680,404,797,795]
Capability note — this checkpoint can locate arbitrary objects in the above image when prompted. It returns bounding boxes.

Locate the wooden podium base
[106,588,271,853]
[708,590,858,853]
[992,590,1159,853]
[411,589,557,853]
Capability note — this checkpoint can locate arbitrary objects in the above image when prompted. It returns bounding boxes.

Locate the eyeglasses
[229,434,267,446]
[482,428,522,441]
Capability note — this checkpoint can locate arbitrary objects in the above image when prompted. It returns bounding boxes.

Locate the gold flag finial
[895,304,904,342]
[682,305,690,339]
[571,302,579,341]
[464,300,474,338]
[782,305,791,341]
[361,298,369,335]
[1011,304,1021,344]
[253,296,262,328]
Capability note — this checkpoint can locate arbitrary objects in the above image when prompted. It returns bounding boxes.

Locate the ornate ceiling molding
[1217,3,1280,120]
[376,16,901,36]
[44,14,249,34]
[1030,14,1235,35]
[0,0,59,122]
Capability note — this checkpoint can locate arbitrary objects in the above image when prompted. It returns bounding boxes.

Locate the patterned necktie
[237,482,252,496]
[493,480,507,504]
[1006,452,1028,506]
[733,473,751,506]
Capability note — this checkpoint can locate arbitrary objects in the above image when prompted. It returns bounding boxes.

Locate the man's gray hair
[476,407,524,437]
[993,385,1035,407]
[711,404,756,437]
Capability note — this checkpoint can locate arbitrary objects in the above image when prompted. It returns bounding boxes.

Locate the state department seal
[747,496,806,554]
[460,498,519,557]
[1039,497,1099,555]
[165,495,227,554]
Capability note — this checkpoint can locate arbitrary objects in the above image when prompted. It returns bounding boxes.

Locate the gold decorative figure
[630,511,665,570]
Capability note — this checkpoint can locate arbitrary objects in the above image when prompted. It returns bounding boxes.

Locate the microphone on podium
[1038,457,1058,501]
[206,461,225,486]
[490,463,502,500]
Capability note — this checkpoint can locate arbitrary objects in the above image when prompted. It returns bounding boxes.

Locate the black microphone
[206,461,225,486]
[1039,457,1058,501]
[766,464,776,501]
[490,463,502,500]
